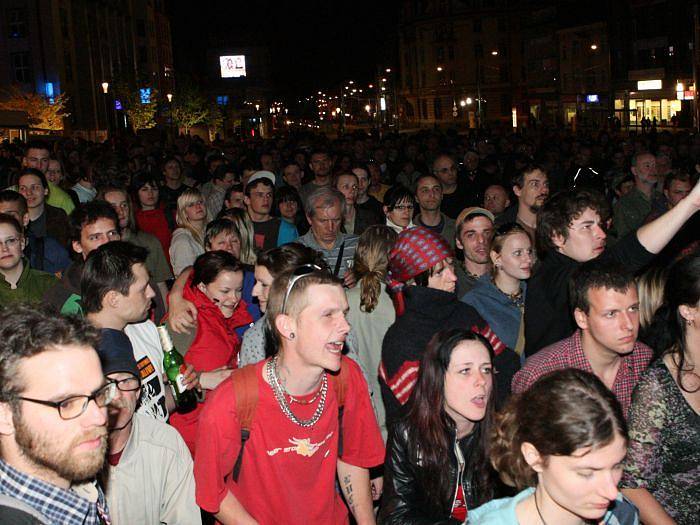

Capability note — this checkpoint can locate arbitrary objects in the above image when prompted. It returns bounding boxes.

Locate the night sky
[169,0,401,98]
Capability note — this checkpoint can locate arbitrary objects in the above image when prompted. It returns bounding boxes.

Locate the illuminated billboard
[220,55,246,78]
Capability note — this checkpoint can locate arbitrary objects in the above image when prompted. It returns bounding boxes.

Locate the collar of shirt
[0,460,109,525]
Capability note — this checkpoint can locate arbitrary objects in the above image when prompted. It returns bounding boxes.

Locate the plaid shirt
[0,460,110,524]
[511,330,652,416]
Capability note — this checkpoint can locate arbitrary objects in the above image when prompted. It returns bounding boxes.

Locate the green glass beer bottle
[157,325,197,414]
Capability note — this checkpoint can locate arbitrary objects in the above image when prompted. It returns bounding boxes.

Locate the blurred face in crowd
[225,190,245,210]
[197,269,243,318]
[0,222,24,274]
[617,180,635,198]
[352,168,370,199]
[308,202,343,249]
[282,164,303,189]
[631,154,657,188]
[483,185,510,215]
[18,174,48,210]
[664,179,691,208]
[524,434,627,523]
[655,155,672,177]
[310,153,332,179]
[207,230,241,259]
[415,176,443,212]
[162,159,182,183]
[103,190,131,230]
[553,207,607,263]
[137,183,159,210]
[46,160,64,185]
[443,340,493,435]
[260,153,274,172]
[492,231,533,281]
[23,148,50,174]
[278,198,298,222]
[433,155,458,187]
[184,198,207,222]
[0,200,28,227]
[106,372,140,432]
[336,174,358,207]
[215,171,237,189]
[427,258,457,293]
[252,264,274,312]
[514,169,549,213]
[385,198,414,228]
[575,285,640,356]
[245,182,273,220]
[457,216,494,265]
[0,345,109,486]
[73,218,121,259]
[464,151,479,172]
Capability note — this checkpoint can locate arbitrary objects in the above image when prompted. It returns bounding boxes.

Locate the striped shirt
[0,460,110,524]
[297,231,358,278]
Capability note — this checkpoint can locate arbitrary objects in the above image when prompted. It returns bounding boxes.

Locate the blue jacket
[461,273,525,351]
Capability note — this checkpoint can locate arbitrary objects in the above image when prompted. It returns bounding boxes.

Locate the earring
[289,332,295,339]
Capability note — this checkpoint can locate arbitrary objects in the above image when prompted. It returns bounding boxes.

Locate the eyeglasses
[0,237,21,250]
[16,382,117,420]
[281,264,322,313]
[393,204,414,211]
[108,374,141,392]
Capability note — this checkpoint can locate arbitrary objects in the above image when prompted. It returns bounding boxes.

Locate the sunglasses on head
[281,264,323,313]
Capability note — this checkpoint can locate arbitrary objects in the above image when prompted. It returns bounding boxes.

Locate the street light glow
[491,50,498,56]
[590,44,598,50]
[365,104,371,113]
[466,97,473,104]
[459,100,466,107]
[385,68,391,73]
[166,93,173,102]
[101,82,109,94]
[436,66,443,72]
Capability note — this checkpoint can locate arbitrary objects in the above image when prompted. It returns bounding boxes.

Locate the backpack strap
[330,359,350,457]
[230,364,260,483]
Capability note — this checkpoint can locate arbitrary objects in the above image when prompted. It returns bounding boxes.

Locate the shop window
[473,18,482,33]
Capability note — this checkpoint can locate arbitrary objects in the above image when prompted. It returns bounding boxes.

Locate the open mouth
[471,394,487,407]
[326,341,345,354]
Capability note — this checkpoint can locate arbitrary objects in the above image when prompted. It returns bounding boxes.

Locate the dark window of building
[421,98,428,119]
[139,46,147,63]
[475,43,483,58]
[498,17,506,32]
[405,101,415,118]
[136,20,146,37]
[436,46,444,61]
[473,18,482,33]
[64,49,73,82]
[59,8,70,38]
[8,8,27,38]
[421,70,426,87]
[433,97,442,119]
[500,66,509,82]
[448,45,454,60]
[11,52,32,83]
[500,94,512,116]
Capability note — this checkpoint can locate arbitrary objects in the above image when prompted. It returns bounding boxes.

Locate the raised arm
[636,178,700,253]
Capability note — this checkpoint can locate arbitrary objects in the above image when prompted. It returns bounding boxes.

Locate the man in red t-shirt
[194,267,384,524]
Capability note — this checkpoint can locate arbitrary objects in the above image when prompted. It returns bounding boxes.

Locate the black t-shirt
[252,218,281,252]
[440,184,470,219]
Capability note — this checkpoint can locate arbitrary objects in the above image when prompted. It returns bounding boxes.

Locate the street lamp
[385,68,391,73]
[101,82,109,94]
[590,44,598,50]
[365,104,371,113]
[436,66,443,72]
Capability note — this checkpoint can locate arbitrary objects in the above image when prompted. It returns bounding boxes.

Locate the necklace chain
[491,276,524,306]
[534,488,548,525]
[266,356,327,427]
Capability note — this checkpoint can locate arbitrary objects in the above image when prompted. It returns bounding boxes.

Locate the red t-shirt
[135,206,172,261]
[194,356,385,525]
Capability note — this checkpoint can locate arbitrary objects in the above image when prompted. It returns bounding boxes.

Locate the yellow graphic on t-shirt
[266,432,334,457]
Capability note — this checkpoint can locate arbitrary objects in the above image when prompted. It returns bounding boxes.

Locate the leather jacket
[379,420,481,525]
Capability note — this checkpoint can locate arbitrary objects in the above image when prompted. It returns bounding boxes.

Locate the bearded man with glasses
[0,305,112,524]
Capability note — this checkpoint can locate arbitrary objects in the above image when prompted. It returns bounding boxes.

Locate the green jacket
[0,259,58,305]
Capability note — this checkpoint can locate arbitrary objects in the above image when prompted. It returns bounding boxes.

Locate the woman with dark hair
[383,184,416,233]
[469,369,639,524]
[131,172,172,259]
[380,329,497,523]
[168,250,253,455]
[622,253,700,525]
[275,185,307,235]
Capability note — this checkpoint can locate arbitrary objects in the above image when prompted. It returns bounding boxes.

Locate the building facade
[0,0,174,138]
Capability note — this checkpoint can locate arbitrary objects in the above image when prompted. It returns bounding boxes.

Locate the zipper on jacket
[449,435,466,515]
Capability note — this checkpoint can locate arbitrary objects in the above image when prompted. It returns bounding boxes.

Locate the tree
[172,83,208,134]
[0,85,69,131]
[207,102,225,142]
[116,84,158,131]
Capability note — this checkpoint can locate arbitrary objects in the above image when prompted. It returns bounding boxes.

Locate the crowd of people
[0,124,698,524]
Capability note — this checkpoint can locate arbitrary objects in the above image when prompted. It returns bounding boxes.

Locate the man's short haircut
[213,163,237,182]
[536,189,610,255]
[81,241,149,314]
[569,259,635,315]
[0,213,22,235]
[304,185,345,217]
[431,153,454,173]
[512,164,545,189]
[663,171,691,191]
[264,267,342,352]
[0,190,28,216]
[631,151,653,167]
[24,139,51,156]
[18,167,48,189]
[282,159,300,172]
[244,176,274,197]
[414,173,440,188]
[310,147,330,159]
[0,304,100,401]
[69,200,120,243]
